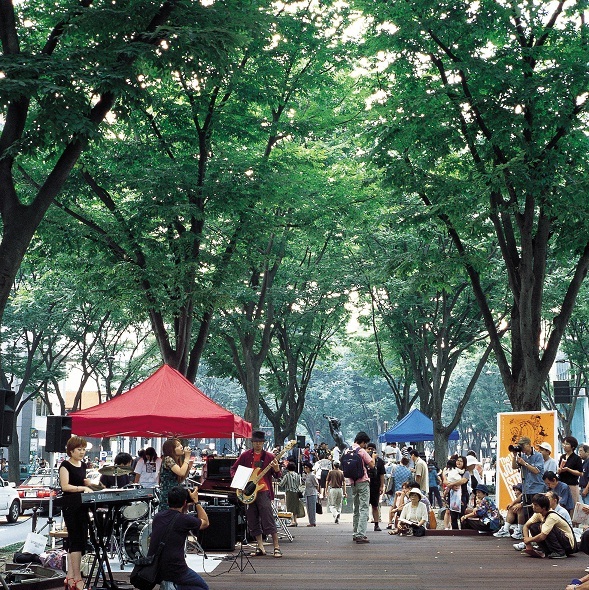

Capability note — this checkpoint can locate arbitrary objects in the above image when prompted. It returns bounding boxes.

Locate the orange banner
[496,411,557,511]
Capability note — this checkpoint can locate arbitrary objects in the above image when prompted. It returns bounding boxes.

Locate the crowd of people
[47,428,589,590]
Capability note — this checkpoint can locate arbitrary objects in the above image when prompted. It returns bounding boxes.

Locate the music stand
[226,502,255,573]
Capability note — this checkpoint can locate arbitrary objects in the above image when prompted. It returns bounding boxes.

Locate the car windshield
[22,476,52,486]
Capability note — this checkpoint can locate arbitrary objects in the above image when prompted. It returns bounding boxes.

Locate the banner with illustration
[496,410,558,511]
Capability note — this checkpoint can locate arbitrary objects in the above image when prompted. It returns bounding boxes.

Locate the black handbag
[130,512,180,590]
[316,501,323,514]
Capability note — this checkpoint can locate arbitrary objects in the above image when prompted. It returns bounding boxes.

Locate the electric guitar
[236,439,297,504]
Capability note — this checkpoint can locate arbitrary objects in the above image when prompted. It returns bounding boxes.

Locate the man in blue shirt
[511,436,545,538]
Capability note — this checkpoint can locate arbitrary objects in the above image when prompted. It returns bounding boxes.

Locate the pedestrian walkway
[116,506,585,590]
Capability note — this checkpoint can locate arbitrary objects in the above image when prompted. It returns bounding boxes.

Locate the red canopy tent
[69,364,251,439]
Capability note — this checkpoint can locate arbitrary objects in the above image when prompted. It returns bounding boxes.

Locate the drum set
[97,465,160,567]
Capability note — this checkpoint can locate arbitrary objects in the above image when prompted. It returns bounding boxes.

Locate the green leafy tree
[1,253,158,482]
[357,0,589,410]
[355,216,498,459]
[0,0,189,325]
[261,235,351,442]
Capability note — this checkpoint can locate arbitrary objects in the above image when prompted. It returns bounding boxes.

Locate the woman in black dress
[59,436,93,590]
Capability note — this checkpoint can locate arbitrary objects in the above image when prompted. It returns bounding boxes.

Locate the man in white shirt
[410,449,429,496]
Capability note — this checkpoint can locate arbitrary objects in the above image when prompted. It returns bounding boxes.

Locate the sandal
[273,548,282,558]
[249,548,266,557]
[388,528,399,535]
[386,524,393,529]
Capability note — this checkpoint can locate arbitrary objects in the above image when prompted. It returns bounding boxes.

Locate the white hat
[538,441,552,453]
[408,487,423,499]
[466,455,481,467]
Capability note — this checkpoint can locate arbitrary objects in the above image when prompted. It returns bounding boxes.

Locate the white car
[0,477,21,522]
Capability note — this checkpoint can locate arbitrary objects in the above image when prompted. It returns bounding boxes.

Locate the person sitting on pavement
[544,470,574,513]
[494,483,524,537]
[565,576,589,590]
[547,490,573,525]
[513,490,573,552]
[407,477,432,512]
[460,484,502,533]
[388,481,412,532]
[395,487,428,537]
[391,456,412,496]
[521,493,578,559]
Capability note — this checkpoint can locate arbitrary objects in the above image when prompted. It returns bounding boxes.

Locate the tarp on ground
[70,364,252,439]
[378,409,459,443]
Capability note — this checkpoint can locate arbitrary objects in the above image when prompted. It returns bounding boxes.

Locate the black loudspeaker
[554,381,573,404]
[0,390,16,447]
[46,416,72,453]
[198,505,236,551]
[297,435,306,449]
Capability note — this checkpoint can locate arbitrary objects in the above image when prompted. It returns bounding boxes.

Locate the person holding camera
[511,436,545,536]
[148,485,209,590]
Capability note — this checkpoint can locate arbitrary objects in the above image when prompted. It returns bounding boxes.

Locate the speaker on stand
[37,415,71,543]
[0,390,16,447]
[45,416,72,454]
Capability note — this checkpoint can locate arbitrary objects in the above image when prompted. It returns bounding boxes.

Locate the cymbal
[98,465,133,476]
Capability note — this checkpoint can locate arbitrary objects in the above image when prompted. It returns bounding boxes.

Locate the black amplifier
[197,505,236,552]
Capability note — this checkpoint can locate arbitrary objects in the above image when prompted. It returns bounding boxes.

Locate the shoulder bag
[130,512,181,590]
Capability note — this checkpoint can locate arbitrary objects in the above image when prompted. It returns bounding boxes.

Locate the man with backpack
[341,431,375,543]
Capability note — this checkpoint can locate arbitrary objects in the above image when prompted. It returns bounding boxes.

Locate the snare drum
[122,501,148,520]
[123,521,151,560]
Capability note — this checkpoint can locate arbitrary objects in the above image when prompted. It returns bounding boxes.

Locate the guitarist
[230,430,283,558]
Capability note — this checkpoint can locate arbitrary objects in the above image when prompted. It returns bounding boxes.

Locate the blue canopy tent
[378,409,459,443]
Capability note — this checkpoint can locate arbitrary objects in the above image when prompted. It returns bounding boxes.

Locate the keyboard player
[59,436,94,590]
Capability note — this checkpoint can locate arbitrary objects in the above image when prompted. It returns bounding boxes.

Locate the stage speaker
[297,435,306,449]
[46,415,72,453]
[198,505,236,551]
[554,380,573,404]
[0,390,16,447]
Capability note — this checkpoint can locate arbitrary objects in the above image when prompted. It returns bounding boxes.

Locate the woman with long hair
[159,438,193,511]
[59,436,94,590]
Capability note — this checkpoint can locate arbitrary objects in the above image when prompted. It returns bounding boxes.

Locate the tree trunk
[7,426,20,484]
[243,368,260,430]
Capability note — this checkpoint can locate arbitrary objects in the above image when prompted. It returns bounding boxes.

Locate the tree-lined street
[2,0,589,475]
